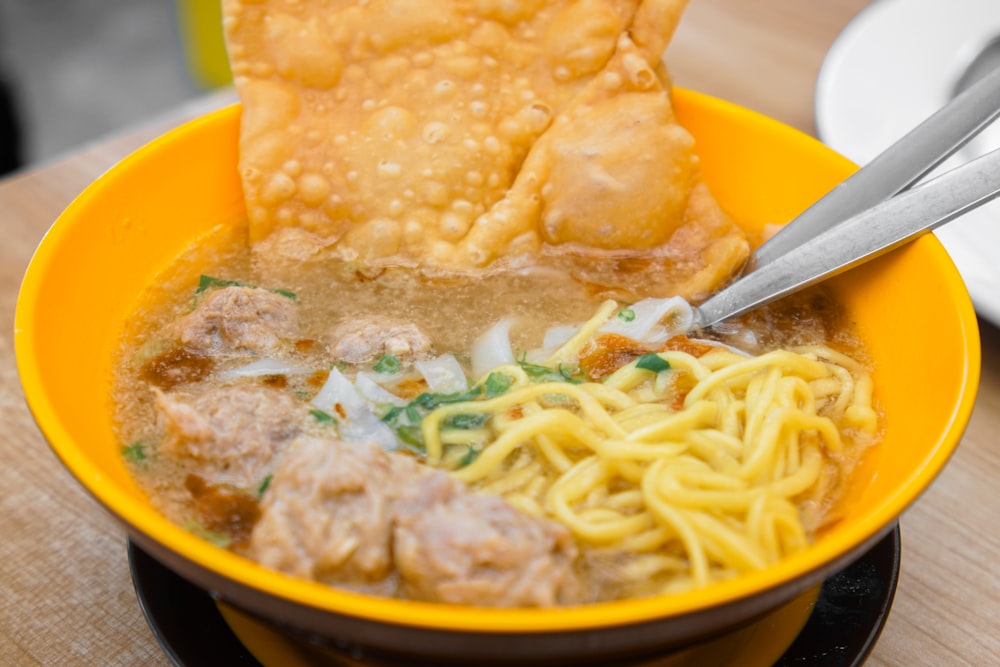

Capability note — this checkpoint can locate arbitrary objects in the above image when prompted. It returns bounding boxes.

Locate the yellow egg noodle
[423,303,880,593]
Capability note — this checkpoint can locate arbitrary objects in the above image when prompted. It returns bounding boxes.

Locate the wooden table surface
[3,1,998,664]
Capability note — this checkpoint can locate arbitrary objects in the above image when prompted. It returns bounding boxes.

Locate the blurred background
[0,0,230,173]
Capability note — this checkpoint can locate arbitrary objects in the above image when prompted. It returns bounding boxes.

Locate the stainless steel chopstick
[752,63,1000,267]
[693,144,1000,329]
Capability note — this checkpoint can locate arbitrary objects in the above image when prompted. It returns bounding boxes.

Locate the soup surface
[112,222,880,606]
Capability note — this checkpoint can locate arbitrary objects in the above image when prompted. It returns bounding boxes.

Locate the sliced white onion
[415,354,468,394]
[514,325,580,365]
[471,318,516,379]
[355,372,407,407]
[599,297,695,343]
[218,357,312,381]
[311,367,399,451]
[542,325,578,350]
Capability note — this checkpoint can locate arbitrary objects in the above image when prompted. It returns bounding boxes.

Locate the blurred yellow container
[176,0,231,89]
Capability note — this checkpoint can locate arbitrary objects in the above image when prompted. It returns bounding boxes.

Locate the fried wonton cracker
[222,0,749,299]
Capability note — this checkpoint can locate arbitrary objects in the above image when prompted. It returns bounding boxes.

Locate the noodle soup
[112,223,880,606]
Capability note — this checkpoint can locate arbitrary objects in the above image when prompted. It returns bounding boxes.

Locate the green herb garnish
[195,275,297,301]
[373,354,401,374]
[459,447,480,467]
[398,371,513,413]
[481,371,513,397]
[379,404,406,423]
[257,474,273,497]
[394,425,426,450]
[618,308,636,322]
[636,353,671,373]
[122,442,147,464]
[309,408,337,424]
[442,413,490,430]
[380,372,513,449]
[518,357,583,384]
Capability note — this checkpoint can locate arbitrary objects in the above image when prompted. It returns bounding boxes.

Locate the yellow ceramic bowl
[15,90,980,663]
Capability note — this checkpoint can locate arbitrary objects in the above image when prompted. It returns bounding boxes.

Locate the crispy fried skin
[223,0,749,298]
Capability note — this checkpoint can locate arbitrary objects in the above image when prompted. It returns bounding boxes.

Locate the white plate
[816,0,1000,326]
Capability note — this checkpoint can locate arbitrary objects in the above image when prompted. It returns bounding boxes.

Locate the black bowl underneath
[130,524,900,667]
[126,516,898,666]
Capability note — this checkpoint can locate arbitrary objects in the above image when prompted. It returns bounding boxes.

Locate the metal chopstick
[694,142,1000,329]
[752,63,1000,267]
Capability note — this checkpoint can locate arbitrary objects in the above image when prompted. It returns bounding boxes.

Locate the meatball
[326,317,432,365]
[248,436,581,606]
[171,285,300,357]
[155,384,305,488]
[394,472,581,607]
[249,437,403,585]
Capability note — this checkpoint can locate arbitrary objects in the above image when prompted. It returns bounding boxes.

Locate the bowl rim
[14,89,982,635]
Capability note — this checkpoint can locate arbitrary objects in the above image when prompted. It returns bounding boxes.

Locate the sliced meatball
[249,437,406,585]
[326,317,432,365]
[248,436,582,606]
[394,475,581,607]
[171,285,299,356]
[155,384,304,489]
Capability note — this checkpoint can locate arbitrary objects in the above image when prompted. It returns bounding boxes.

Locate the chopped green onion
[373,354,401,374]
[636,353,671,373]
[618,308,636,322]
